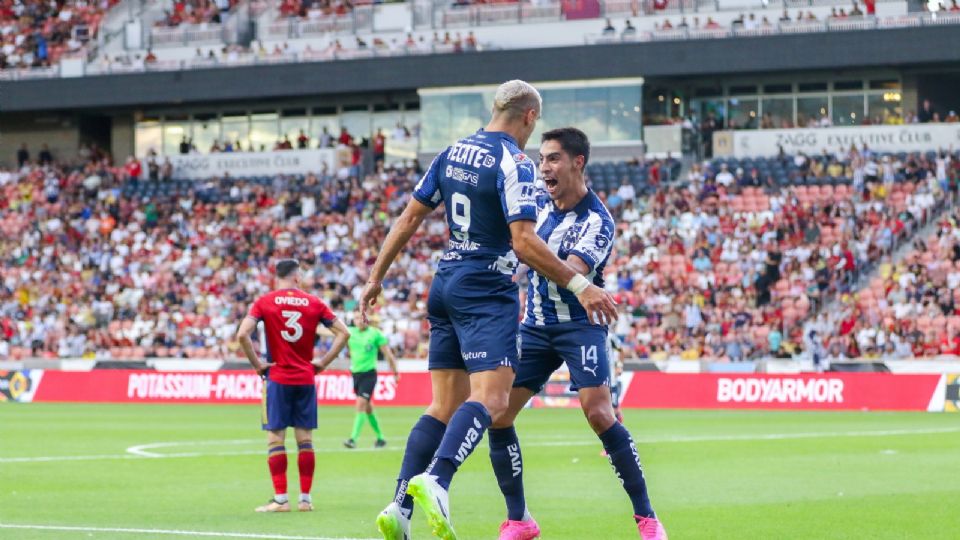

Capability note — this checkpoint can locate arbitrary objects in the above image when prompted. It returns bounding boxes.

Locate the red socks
[267,445,287,496]
[298,442,315,495]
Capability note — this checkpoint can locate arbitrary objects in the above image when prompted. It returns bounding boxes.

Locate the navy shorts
[262,379,317,431]
[514,322,609,393]
[427,263,520,373]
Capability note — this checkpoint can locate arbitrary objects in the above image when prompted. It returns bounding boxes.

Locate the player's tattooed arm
[360,198,435,323]
[237,315,270,376]
[312,318,350,373]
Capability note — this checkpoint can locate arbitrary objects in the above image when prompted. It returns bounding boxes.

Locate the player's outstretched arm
[312,318,351,373]
[509,220,618,325]
[236,316,270,376]
[360,198,434,323]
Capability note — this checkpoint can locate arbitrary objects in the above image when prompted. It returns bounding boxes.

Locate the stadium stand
[0,0,119,71]
[1,145,956,363]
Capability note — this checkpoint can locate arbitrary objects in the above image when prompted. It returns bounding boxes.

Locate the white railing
[585,12,960,44]
[265,6,374,39]
[0,66,59,80]
[150,23,224,47]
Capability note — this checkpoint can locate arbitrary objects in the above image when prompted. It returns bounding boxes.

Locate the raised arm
[359,198,435,323]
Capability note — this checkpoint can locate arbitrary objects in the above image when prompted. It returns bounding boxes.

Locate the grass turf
[1,404,958,539]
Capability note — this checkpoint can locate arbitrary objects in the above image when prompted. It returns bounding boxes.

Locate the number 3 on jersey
[452,192,471,242]
[280,310,303,342]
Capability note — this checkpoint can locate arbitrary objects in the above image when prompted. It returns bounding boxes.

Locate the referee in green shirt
[344,313,399,449]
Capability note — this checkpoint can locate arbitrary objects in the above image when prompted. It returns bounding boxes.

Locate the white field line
[0,523,378,540]
[1,426,958,464]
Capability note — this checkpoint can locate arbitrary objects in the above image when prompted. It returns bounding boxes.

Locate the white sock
[300,493,312,503]
[274,494,289,504]
[522,508,533,522]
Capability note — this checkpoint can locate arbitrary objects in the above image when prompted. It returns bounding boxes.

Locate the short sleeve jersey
[524,190,616,326]
[248,289,336,385]
[412,130,538,273]
[347,326,388,373]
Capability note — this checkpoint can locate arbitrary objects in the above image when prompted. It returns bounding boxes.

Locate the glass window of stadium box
[728,98,759,129]
[250,113,280,152]
[135,119,162,156]
[192,115,220,153]
[311,113,340,146]
[832,94,866,126]
[221,114,250,150]
[341,106,372,142]
[279,110,310,146]
[418,78,643,152]
[162,118,189,155]
[796,96,829,127]
[760,97,794,129]
[687,74,901,130]
[867,92,903,124]
[609,86,643,141]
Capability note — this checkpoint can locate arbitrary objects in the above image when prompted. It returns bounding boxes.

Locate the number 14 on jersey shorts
[514,322,610,393]
[426,264,521,373]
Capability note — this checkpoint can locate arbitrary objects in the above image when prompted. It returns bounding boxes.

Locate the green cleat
[376,502,410,540]
[407,474,457,540]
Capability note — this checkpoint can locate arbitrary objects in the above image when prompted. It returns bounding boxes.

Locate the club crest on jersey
[561,221,588,252]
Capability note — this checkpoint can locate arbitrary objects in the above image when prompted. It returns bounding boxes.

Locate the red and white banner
[620,373,946,412]
[2,370,952,412]
[5,370,432,405]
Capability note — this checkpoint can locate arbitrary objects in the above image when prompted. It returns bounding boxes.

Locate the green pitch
[1,404,959,539]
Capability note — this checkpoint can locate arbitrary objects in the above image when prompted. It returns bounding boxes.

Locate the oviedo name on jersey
[274,296,310,307]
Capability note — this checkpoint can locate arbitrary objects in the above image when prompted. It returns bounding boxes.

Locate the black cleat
[343,438,357,449]
[375,438,387,448]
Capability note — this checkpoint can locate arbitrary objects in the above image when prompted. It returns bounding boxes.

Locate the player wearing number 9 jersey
[236,259,351,514]
[360,81,619,540]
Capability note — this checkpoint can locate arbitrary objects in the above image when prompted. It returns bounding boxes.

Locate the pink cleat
[498,518,541,540]
[637,516,668,540]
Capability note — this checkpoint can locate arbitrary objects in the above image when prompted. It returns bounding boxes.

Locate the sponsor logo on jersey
[275,296,309,306]
[513,153,527,163]
[448,238,480,252]
[447,142,494,169]
[461,350,488,361]
[445,165,479,186]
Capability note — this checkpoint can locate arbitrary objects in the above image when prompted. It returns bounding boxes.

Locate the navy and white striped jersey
[413,130,538,273]
[523,190,615,326]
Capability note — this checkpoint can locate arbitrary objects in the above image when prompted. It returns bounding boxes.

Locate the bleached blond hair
[492,80,542,120]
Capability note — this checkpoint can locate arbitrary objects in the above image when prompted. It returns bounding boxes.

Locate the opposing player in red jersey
[236,259,351,513]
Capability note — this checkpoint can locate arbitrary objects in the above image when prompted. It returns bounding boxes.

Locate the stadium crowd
[0,143,957,363]
[0,0,118,70]
[155,0,239,28]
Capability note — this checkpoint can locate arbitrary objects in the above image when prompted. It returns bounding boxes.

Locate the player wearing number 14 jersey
[236,259,351,514]
[491,128,667,540]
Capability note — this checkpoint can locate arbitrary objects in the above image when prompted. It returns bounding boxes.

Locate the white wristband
[566,274,591,296]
